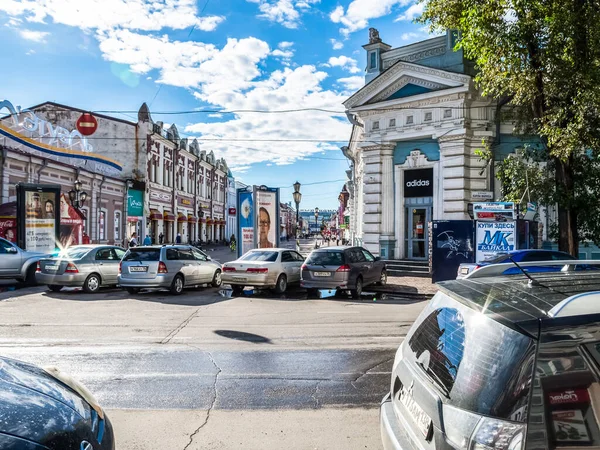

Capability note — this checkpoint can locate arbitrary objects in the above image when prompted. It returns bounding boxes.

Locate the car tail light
[118,262,122,274]
[36,262,41,273]
[443,405,525,450]
[65,263,78,273]
[247,268,268,273]
[301,264,307,270]
[158,262,168,274]
[223,267,236,272]
[336,264,351,272]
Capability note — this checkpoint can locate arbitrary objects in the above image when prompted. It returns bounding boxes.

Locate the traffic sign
[76,113,98,136]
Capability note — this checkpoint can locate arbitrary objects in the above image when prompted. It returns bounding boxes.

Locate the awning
[200,218,207,223]
[163,211,175,222]
[149,209,162,220]
[187,215,198,223]
[177,212,187,222]
[206,218,213,224]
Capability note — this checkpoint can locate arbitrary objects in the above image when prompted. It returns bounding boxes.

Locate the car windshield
[484,253,510,263]
[306,251,345,266]
[123,249,161,261]
[240,251,279,262]
[55,247,93,260]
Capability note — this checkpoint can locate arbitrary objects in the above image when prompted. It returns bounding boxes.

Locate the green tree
[419,0,600,255]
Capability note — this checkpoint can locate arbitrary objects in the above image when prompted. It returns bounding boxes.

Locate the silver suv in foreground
[118,245,222,295]
[381,260,600,450]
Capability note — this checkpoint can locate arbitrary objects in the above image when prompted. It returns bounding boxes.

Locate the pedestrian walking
[129,232,138,248]
[159,232,164,244]
[143,234,152,246]
[176,233,182,244]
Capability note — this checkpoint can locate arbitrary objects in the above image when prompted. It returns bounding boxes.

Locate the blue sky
[0,0,431,209]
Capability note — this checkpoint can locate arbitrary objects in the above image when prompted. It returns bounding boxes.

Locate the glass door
[406,207,430,259]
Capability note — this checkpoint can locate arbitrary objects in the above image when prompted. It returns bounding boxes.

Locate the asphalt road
[0,262,426,449]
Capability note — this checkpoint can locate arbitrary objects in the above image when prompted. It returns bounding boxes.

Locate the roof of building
[28,101,137,126]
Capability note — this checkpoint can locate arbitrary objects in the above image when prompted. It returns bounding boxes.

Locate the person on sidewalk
[129,232,138,248]
[159,232,164,244]
[176,233,182,244]
[143,234,152,246]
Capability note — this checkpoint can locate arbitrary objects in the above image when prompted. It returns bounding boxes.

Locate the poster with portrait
[0,202,17,243]
[255,187,279,249]
[238,190,255,256]
[16,184,60,252]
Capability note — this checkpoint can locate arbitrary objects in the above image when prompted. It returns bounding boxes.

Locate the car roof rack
[464,260,600,279]
[547,291,600,318]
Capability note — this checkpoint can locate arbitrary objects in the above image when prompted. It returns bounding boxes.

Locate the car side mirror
[207,256,212,261]
[7,247,17,254]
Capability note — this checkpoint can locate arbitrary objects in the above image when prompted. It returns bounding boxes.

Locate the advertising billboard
[16,184,60,252]
[432,221,475,283]
[127,189,144,218]
[238,190,254,256]
[404,168,433,198]
[255,187,279,249]
[475,221,516,263]
[473,202,515,222]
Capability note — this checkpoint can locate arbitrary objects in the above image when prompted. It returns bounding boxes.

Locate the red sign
[548,388,590,405]
[76,113,98,136]
[229,208,236,215]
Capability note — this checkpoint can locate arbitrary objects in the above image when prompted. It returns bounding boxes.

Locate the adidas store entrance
[403,168,433,260]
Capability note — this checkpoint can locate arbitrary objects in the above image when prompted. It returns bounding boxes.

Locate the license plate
[45,264,59,271]
[313,272,330,277]
[460,267,469,274]
[398,383,432,438]
[233,276,247,282]
[129,266,148,272]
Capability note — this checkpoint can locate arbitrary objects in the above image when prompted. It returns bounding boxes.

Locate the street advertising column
[254,186,280,249]
[474,202,516,263]
[16,183,61,252]
[237,188,255,257]
[432,220,475,282]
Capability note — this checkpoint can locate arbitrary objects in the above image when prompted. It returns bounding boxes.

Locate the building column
[379,145,395,259]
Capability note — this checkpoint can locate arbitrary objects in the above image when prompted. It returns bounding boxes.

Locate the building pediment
[344,61,471,109]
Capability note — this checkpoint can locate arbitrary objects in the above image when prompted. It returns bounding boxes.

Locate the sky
[0,0,433,209]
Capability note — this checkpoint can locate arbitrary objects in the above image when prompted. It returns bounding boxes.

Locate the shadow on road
[214,329,272,344]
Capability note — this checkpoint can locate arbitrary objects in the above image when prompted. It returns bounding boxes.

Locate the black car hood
[0,357,90,445]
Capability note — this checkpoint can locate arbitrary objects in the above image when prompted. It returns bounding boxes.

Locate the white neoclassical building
[343,29,501,260]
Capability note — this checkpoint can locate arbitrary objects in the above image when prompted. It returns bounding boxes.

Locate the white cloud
[395,3,424,21]
[0,0,225,32]
[330,38,344,50]
[337,76,364,90]
[272,41,295,62]
[326,55,361,74]
[25,49,36,55]
[19,29,49,42]
[400,32,419,41]
[272,49,294,58]
[247,0,320,28]
[330,0,411,36]
[278,41,294,49]
[208,113,223,118]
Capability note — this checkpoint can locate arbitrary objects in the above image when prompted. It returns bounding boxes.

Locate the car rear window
[240,251,279,262]
[305,251,345,266]
[404,292,536,421]
[124,249,161,261]
[55,247,93,260]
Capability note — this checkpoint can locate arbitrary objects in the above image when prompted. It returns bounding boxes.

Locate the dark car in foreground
[0,356,114,449]
[301,246,386,297]
[381,259,600,450]
[457,249,576,279]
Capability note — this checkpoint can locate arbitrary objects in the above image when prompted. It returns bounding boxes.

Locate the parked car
[0,355,114,449]
[300,246,386,298]
[35,245,126,293]
[222,248,305,295]
[118,245,222,295]
[457,249,577,279]
[381,260,600,450]
[0,237,48,284]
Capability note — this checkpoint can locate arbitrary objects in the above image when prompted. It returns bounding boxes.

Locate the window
[349,249,366,263]
[361,249,375,262]
[240,251,279,262]
[443,109,452,119]
[372,121,380,130]
[99,210,106,241]
[114,211,121,240]
[281,252,294,262]
[389,118,396,127]
[406,115,414,125]
[178,249,195,261]
[124,249,160,261]
[293,252,305,262]
[114,248,126,259]
[0,239,16,254]
[306,251,344,266]
[370,52,376,69]
[424,112,432,122]
[193,248,207,261]
[95,248,113,260]
[166,248,180,260]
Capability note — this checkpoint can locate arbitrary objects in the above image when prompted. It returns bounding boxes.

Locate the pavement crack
[160,308,200,344]
[312,380,322,409]
[351,356,394,388]
[183,351,222,450]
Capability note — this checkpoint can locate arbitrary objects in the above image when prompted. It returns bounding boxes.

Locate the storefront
[127,187,144,244]
[148,189,172,243]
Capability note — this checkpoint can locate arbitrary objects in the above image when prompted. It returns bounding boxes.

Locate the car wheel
[126,287,140,295]
[24,264,37,286]
[211,270,222,288]
[48,285,63,292]
[83,274,101,294]
[273,274,287,294]
[170,274,184,295]
[231,285,244,296]
[351,277,363,299]
[377,270,387,286]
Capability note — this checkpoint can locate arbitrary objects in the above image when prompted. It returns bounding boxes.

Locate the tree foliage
[419,0,600,254]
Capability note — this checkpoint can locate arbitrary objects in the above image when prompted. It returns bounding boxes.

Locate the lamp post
[292,181,301,239]
[68,180,88,209]
[314,207,319,236]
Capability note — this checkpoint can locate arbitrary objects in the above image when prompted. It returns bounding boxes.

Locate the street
[0,265,427,450]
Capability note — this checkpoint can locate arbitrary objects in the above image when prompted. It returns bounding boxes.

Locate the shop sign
[548,389,590,405]
[127,189,144,217]
[474,202,515,222]
[404,168,433,198]
[228,208,236,215]
[178,197,192,206]
[475,221,515,262]
[150,191,172,203]
[471,191,493,201]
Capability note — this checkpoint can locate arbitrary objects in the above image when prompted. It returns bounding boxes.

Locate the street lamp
[68,180,88,209]
[292,181,301,238]
[314,207,319,236]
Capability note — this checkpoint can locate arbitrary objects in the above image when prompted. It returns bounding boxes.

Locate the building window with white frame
[372,121,380,130]
[389,118,396,127]
[370,52,376,69]
[443,108,452,118]
[424,112,432,122]
[406,115,414,125]
[114,211,121,240]
[99,210,106,241]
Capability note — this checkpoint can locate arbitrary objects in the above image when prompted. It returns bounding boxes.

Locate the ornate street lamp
[68,180,88,209]
[292,181,301,239]
[314,207,319,236]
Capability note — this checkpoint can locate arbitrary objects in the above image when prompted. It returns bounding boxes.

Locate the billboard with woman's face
[255,187,279,249]
[17,184,60,252]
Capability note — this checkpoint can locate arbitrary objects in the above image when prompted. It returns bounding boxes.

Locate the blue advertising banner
[237,189,254,257]
[475,221,516,262]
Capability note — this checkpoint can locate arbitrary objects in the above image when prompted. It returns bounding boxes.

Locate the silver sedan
[221,248,305,294]
[35,245,126,293]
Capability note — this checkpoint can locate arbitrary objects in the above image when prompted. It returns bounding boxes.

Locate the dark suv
[381,260,600,450]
